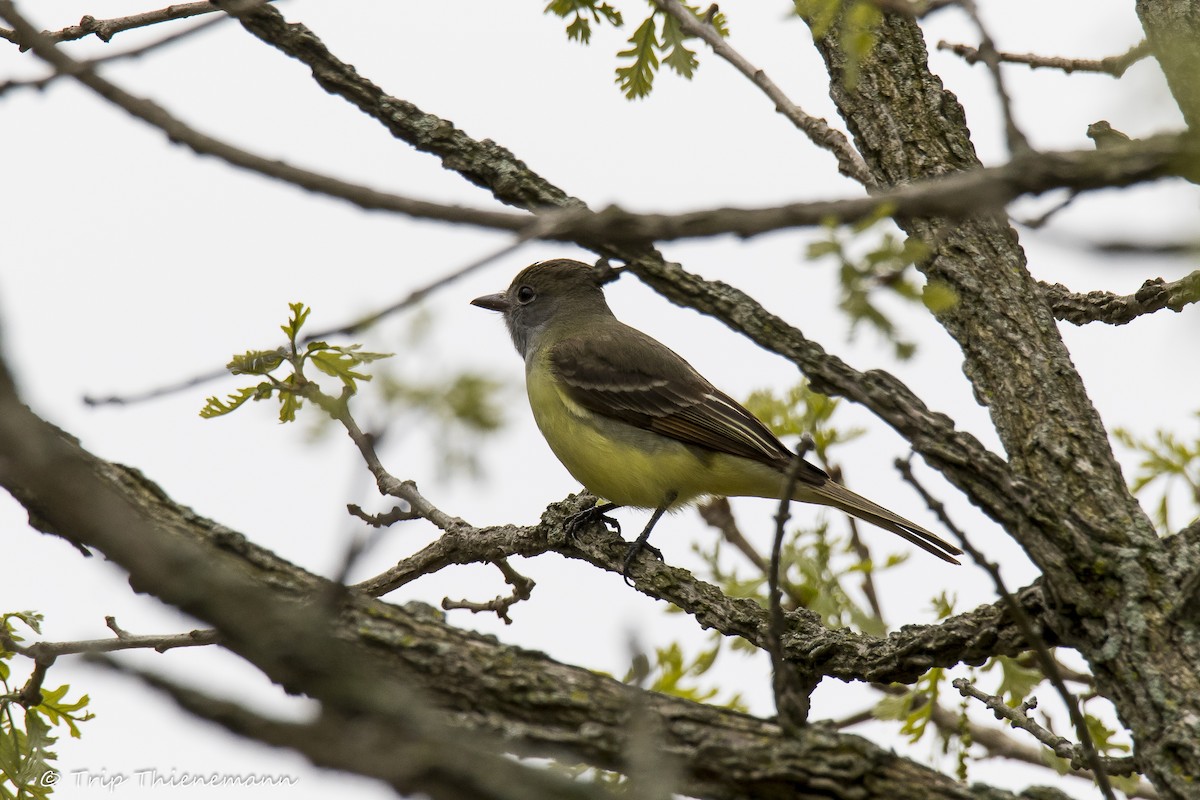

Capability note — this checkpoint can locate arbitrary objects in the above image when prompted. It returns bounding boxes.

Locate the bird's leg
[565,500,621,544]
[622,492,676,583]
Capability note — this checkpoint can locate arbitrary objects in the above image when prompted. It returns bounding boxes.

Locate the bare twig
[84,235,534,407]
[8,7,1195,252]
[2,624,218,672]
[442,558,535,625]
[697,497,769,574]
[952,679,1137,777]
[957,0,1030,154]
[306,386,466,534]
[0,12,233,96]
[767,450,820,731]
[654,0,871,185]
[348,503,421,528]
[937,39,1151,78]
[0,1,236,49]
[1016,191,1079,229]
[896,458,1117,800]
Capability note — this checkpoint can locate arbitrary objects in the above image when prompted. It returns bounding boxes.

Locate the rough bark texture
[0,390,1054,800]
[1136,0,1200,131]
[801,8,1200,797]
[4,2,1200,797]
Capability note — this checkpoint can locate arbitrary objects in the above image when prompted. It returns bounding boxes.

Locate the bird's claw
[564,503,621,544]
[621,538,663,585]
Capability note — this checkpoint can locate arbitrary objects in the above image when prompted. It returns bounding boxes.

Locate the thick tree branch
[354,492,1051,686]
[0,383,1038,800]
[1136,1,1200,130]
[7,4,1196,250]
[801,6,1195,796]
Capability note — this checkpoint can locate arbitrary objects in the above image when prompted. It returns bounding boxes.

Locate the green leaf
[793,0,841,38]
[544,0,623,44]
[278,374,303,423]
[982,654,1043,706]
[922,281,959,313]
[2,612,43,637]
[625,638,746,711]
[0,709,58,800]
[1113,422,1200,533]
[660,12,699,77]
[310,350,372,389]
[199,386,260,419]
[280,302,311,343]
[35,685,93,739]
[615,15,659,99]
[930,591,958,620]
[226,348,286,376]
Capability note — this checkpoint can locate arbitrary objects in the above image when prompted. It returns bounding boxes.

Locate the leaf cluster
[1,613,94,800]
[544,0,729,99]
[543,0,622,44]
[806,212,949,361]
[623,638,747,712]
[200,303,391,423]
[1114,415,1200,532]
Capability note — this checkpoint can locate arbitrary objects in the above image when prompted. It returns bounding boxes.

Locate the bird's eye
[516,285,536,304]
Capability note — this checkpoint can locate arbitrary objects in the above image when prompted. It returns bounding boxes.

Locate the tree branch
[937,39,1151,78]
[0,1,231,49]
[0,376,1037,800]
[1040,271,1200,326]
[654,0,871,184]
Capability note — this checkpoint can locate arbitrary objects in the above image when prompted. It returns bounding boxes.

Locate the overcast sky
[2,2,1196,798]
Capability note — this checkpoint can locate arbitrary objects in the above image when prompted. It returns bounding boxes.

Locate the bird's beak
[471,292,510,313]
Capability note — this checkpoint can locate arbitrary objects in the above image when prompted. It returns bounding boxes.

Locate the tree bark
[800,8,1200,797]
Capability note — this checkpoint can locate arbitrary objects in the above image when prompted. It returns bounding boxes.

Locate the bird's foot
[564,501,621,545]
[621,538,664,584]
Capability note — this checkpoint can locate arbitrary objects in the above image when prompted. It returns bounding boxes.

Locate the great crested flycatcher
[472,259,961,570]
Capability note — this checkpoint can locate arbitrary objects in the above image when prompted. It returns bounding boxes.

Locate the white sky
[2,2,1197,798]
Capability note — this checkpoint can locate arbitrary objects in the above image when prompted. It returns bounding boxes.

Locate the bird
[471,258,962,574]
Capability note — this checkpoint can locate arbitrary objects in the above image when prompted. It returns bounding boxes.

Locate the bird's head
[472,259,614,359]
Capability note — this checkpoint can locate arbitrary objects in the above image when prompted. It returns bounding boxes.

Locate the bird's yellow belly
[526,366,787,508]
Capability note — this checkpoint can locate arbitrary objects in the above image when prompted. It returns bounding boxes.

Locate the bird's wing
[548,326,827,487]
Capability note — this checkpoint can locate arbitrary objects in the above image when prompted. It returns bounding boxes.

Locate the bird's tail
[799,480,962,565]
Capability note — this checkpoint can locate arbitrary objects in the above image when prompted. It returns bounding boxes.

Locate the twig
[84,235,531,406]
[0,12,234,96]
[1016,191,1079,229]
[307,386,466,534]
[0,1,236,49]
[951,679,1137,778]
[9,9,1195,251]
[442,558,535,625]
[0,2,529,230]
[697,497,769,574]
[1039,270,1200,326]
[824,463,885,624]
[896,457,1118,800]
[767,449,819,731]
[654,0,871,185]
[348,503,421,528]
[957,0,1030,154]
[1,621,219,687]
[937,39,1151,78]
